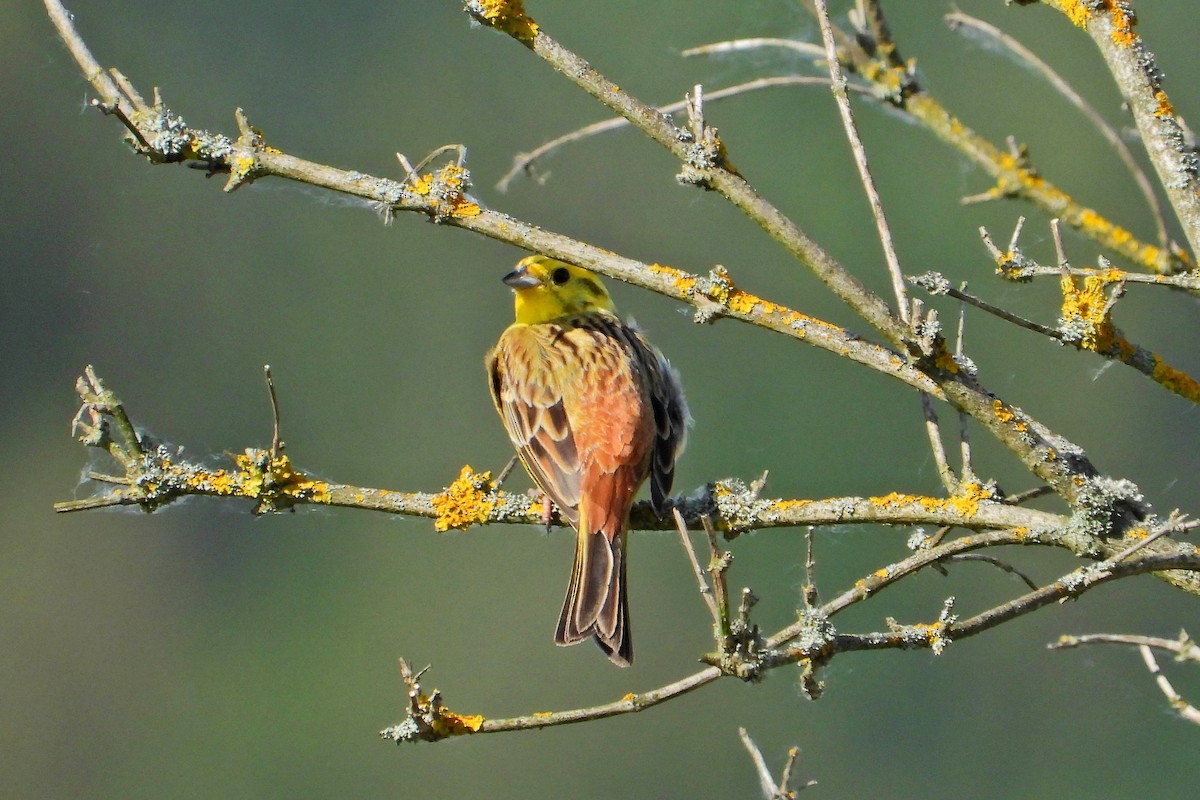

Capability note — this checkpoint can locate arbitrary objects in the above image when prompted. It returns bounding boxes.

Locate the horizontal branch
[57,369,1062,536]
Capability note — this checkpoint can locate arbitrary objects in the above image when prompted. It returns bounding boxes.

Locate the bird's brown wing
[487,324,582,528]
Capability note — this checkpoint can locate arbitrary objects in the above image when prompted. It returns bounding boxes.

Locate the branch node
[675,84,735,189]
[379,659,484,744]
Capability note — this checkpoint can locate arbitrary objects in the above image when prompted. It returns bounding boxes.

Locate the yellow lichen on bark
[1059,270,1120,351]
[1153,90,1175,119]
[410,164,481,219]
[868,482,995,520]
[470,0,539,42]
[647,263,698,295]
[1151,356,1200,404]
[233,451,331,504]
[1104,0,1138,47]
[424,700,484,737]
[431,465,497,532]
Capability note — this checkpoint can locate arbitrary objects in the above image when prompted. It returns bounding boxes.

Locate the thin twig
[954,298,975,482]
[1139,645,1200,726]
[682,37,826,60]
[1050,631,1200,663]
[497,76,855,191]
[263,365,283,459]
[1002,486,1055,505]
[738,728,780,799]
[812,0,909,321]
[674,508,720,622]
[941,553,1040,591]
[921,392,959,495]
[1049,631,1200,726]
[1023,0,1200,265]
[462,544,1200,737]
[908,272,1064,339]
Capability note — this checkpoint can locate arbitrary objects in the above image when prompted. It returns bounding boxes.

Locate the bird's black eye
[551,266,571,285]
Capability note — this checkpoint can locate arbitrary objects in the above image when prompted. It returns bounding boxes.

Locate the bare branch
[497,76,852,192]
[673,509,720,623]
[738,728,817,797]
[1049,630,1200,726]
[813,0,910,321]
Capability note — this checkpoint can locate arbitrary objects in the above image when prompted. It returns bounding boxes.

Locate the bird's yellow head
[504,255,615,325]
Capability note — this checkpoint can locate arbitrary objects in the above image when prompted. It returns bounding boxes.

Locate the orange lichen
[620,693,637,702]
[647,262,698,295]
[771,499,814,513]
[431,465,497,532]
[948,480,996,517]
[1057,0,1094,29]
[1060,270,1120,351]
[727,289,762,316]
[933,346,960,375]
[1151,356,1200,404]
[231,451,331,504]
[1105,1,1137,47]
[470,0,539,42]
[533,711,554,719]
[409,164,481,220]
[409,173,434,195]
[991,399,1026,433]
[867,491,987,519]
[1153,90,1175,119]
[424,702,484,737]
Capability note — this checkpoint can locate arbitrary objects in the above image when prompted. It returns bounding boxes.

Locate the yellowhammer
[486,255,689,666]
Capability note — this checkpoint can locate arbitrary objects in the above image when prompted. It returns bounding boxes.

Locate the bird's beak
[502,265,541,289]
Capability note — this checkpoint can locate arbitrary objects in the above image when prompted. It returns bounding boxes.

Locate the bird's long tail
[555,526,631,666]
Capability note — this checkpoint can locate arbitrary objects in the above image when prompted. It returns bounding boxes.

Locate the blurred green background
[5,1,1199,797]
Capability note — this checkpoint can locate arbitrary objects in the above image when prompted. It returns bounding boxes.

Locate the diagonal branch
[464,1,910,349]
[383,530,1200,740]
[1012,1,1200,264]
[945,9,1171,251]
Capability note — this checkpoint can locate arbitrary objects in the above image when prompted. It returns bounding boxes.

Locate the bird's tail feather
[555,528,631,666]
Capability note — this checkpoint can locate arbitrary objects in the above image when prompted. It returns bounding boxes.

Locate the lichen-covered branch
[785,0,1190,274]
[40,0,940,400]
[464,0,911,350]
[1014,0,1200,264]
[944,9,1170,251]
[56,370,1064,537]
[381,516,1200,740]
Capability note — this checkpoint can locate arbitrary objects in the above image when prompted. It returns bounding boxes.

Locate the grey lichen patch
[711,477,774,535]
[1068,475,1149,549]
[909,271,952,295]
[190,129,233,161]
[133,101,192,156]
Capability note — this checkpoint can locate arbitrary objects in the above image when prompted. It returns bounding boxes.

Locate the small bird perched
[486,255,689,666]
